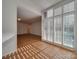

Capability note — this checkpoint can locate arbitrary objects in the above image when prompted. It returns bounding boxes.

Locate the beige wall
[31,21,41,36]
[17,22,28,34]
[17,21,41,36]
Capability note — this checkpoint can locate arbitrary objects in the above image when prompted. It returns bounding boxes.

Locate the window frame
[42,0,76,50]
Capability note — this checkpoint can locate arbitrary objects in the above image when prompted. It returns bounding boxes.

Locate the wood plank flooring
[3,34,76,59]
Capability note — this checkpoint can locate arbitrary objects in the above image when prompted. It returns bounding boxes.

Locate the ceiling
[17,0,62,23]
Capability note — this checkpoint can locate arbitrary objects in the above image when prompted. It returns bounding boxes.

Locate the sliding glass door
[54,7,63,44]
[47,18,54,42]
[46,9,54,42]
[50,18,54,42]
[63,1,75,48]
[44,19,48,41]
[63,14,74,48]
[47,19,50,41]
[54,16,62,44]
[42,0,76,49]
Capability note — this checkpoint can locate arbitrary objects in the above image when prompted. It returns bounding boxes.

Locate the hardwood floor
[3,34,76,59]
[17,34,41,48]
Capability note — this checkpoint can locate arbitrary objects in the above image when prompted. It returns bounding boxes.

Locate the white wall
[17,22,28,34]
[2,0,17,56]
[31,21,41,36]
[2,35,16,56]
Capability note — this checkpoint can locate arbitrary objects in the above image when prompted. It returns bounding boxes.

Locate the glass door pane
[54,16,62,44]
[46,18,53,42]
[50,18,54,42]
[47,19,51,42]
[63,14,74,48]
[47,18,54,42]
[43,19,46,40]
[44,19,48,41]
